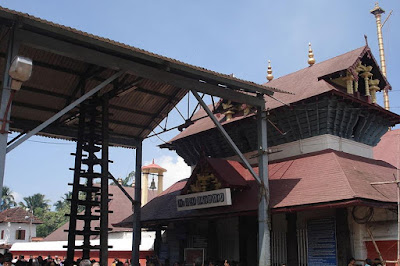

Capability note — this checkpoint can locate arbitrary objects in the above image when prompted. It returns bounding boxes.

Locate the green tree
[1,186,16,211]
[19,193,50,213]
[111,171,135,187]
[54,192,72,211]
[54,191,85,213]
[36,204,69,237]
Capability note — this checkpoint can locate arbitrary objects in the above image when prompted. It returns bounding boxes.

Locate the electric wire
[25,139,74,145]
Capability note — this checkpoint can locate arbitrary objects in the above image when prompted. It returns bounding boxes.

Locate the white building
[0,207,42,252]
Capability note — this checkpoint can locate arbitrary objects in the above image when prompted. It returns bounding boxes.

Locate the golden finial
[266,60,274,81]
[308,42,315,66]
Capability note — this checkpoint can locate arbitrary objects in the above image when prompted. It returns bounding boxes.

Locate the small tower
[266,60,274,81]
[141,159,167,206]
[308,43,316,66]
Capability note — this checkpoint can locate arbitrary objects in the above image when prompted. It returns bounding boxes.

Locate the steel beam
[190,89,261,184]
[257,97,271,266]
[132,140,142,266]
[12,100,152,130]
[19,85,156,117]
[107,171,136,205]
[6,70,124,153]
[100,95,109,265]
[9,14,275,96]
[10,117,139,148]
[15,29,265,107]
[0,25,19,206]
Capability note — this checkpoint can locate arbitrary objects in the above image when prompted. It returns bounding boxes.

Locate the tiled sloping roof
[116,150,397,226]
[180,157,251,194]
[373,129,400,168]
[142,161,167,172]
[0,207,42,224]
[263,46,367,109]
[269,150,396,208]
[44,185,157,241]
[167,46,377,143]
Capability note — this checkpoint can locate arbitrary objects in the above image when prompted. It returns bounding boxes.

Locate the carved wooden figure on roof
[343,71,354,94]
[369,79,380,103]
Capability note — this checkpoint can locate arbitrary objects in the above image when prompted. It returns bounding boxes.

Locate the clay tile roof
[263,46,367,109]
[165,46,398,144]
[115,150,397,226]
[142,160,167,172]
[373,128,400,168]
[269,150,396,209]
[181,158,249,194]
[0,207,42,224]
[44,185,157,241]
[206,158,250,186]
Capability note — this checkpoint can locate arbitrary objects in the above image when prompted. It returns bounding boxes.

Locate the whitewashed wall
[348,207,397,260]
[0,222,37,245]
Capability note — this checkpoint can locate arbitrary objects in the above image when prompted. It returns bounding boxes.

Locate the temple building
[117,44,400,265]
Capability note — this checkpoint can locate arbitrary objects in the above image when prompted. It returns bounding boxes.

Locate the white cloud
[11,191,22,204]
[145,155,192,191]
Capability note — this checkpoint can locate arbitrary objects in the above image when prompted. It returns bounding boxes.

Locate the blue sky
[1,0,399,205]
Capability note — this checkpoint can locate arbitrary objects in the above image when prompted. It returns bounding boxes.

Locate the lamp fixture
[8,56,33,91]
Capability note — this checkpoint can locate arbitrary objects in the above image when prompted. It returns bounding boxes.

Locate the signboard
[307,217,337,266]
[184,248,204,266]
[176,188,232,211]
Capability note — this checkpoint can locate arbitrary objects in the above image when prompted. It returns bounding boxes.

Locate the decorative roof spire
[308,43,316,66]
[266,60,274,81]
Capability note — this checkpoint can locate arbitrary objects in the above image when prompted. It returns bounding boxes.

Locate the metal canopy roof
[0,6,277,149]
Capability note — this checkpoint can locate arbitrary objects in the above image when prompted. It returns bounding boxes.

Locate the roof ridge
[267,46,366,84]
[331,151,358,198]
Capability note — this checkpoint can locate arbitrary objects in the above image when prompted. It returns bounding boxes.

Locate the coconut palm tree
[54,192,72,211]
[1,186,16,211]
[19,193,50,213]
[112,170,135,187]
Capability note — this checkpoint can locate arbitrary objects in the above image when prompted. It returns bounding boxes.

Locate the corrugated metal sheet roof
[0,5,281,94]
[0,6,278,148]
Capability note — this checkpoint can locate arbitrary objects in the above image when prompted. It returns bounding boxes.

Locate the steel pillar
[257,99,270,266]
[132,140,142,266]
[190,89,261,184]
[100,95,109,265]
[191,89,271,264]
[66,98,112,265]
[0,26,19,207]
[66,103,86,265]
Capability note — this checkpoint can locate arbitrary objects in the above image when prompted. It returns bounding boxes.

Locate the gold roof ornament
[308,42,316,66]
[370,2,385,16]
[266,60,274,81]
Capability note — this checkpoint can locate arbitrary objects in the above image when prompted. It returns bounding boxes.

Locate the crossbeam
[6,71,124,153]
[15,29,266,107]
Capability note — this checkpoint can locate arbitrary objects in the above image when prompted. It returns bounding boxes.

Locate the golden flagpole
[370,2,389,110]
